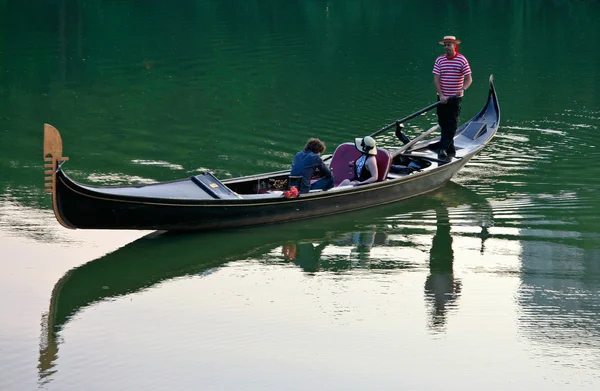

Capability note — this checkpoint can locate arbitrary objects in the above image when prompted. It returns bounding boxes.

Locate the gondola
[43,76,499,231]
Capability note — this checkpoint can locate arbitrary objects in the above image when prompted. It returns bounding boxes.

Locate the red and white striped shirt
[433,54,471,97]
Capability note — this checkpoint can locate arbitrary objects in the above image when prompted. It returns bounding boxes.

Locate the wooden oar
[391,124,439,158]
[369,101,441,139]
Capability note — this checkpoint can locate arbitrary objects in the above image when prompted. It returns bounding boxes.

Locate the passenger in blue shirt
[290,138,334,194]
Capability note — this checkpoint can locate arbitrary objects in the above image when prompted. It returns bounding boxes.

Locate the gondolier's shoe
[438,149,448,160]
[447,144,456,156]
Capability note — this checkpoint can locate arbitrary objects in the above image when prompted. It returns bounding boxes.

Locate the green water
[2,1,600,390]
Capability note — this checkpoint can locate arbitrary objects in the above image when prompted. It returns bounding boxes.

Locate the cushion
[329,143,392,186]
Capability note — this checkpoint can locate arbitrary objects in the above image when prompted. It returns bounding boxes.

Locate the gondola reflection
[38,182,493,384]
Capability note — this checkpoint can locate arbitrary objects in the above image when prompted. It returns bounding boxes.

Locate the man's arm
[318,159,332,178]
[434,74,447,103]
[462,74,473,92]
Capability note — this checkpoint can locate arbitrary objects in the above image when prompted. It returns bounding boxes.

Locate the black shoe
[438,149,448,159]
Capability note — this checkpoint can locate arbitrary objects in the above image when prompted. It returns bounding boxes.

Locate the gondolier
[433,35,472,159]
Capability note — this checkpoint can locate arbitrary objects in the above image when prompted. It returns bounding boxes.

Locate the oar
[370,95,462,142]
[391,124,439,158]
[323,117,439,163]
[369,101,441,139]
[324,97,455,162]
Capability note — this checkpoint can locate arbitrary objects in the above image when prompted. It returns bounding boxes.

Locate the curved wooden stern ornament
[43,124,72,229]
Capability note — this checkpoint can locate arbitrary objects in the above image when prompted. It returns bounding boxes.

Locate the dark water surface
[2,1,600,390]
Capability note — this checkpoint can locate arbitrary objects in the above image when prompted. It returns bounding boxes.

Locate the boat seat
[329,143,392,186]
[190,172,242,199]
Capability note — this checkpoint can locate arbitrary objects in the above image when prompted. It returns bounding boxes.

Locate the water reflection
[281,231,390,273]
[279,204,466,333]
[38,182,492,383]
[518,237,600,354]
[424,206,461,332]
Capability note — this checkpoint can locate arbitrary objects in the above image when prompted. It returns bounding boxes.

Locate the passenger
[338,136,379,187]
[290,138,334,194]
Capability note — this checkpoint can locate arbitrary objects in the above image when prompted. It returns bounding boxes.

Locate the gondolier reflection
[433,35,472,160]
[290,138,334,194]
[424,205,462,332]
[338,136,379,187]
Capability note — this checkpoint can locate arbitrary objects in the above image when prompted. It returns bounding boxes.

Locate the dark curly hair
[304,138,326,154]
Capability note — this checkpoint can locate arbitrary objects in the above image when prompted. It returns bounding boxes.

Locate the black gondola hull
[54,158,466,231]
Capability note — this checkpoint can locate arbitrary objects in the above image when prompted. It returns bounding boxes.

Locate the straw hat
[354,136,377,155]
[439,35,461,45]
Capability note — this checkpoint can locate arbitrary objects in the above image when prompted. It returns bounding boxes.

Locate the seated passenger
[290,138,334,194]
[338,136,379,187]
